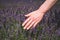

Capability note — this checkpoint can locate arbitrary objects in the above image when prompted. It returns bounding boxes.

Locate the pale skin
[22,0,57,30]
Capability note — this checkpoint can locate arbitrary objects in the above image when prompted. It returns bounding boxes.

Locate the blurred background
[0,0,60,40]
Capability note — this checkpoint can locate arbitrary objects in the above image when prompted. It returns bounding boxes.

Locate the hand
[22,9,45,30]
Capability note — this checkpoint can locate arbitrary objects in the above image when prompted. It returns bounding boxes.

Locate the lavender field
[0,0,60,40]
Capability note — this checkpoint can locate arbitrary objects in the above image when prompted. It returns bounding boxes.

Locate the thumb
[25,13,32,17]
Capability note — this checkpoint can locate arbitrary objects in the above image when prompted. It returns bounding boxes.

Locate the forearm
[38,0,57,13]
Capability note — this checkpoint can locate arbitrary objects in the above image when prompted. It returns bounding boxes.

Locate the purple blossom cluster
[0,0,60,40]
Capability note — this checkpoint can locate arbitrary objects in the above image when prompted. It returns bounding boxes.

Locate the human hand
[22,9,45,30]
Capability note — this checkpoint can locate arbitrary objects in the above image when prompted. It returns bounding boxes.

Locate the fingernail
[27,28,30,30]
[25,15,28,16]
[22,24,24,26]
[27,28,29,30]
[23,27,25,29]
[25,15,26,16]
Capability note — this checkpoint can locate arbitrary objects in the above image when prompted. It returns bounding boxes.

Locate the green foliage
[0,1,60,40]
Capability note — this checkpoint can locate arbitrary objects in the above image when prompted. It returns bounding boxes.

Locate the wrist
[37,9,45,15]
[37,9,46,14]
[38,8,47,13]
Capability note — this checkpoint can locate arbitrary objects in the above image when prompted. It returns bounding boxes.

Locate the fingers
[33,19,40,28]
[22,17,31,26]
[23,19,32,29]
[27,20,36,30]
[22,16,41,30]
[24,18,40,30]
